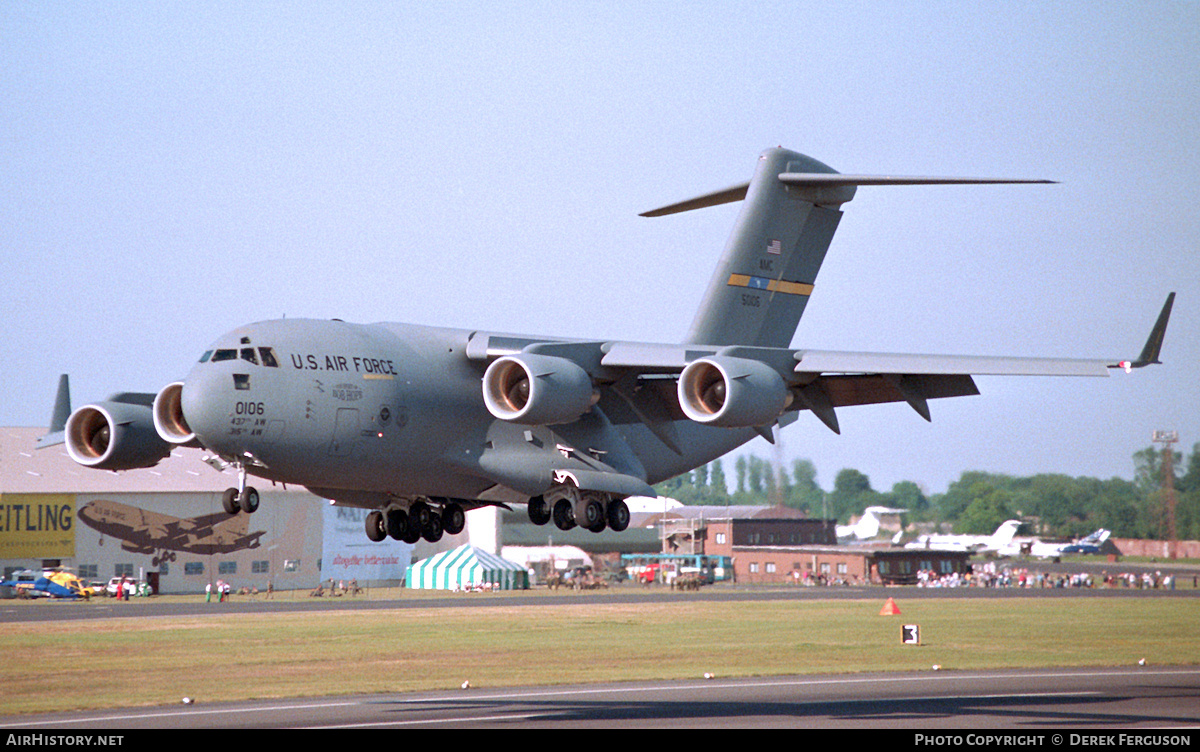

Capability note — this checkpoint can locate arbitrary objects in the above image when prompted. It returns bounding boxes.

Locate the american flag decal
[766,239,782,255]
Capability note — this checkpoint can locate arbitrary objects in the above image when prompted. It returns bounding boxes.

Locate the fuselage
[178,318,757,506]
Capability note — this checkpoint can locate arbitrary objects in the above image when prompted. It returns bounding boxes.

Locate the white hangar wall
[1,428,414,593]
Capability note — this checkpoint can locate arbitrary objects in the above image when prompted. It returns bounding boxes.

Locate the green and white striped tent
[406,544,529,590]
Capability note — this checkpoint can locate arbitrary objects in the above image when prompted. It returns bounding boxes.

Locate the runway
[3,667,1198,730]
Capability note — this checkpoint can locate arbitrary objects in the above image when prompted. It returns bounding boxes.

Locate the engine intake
[678,356,789,427]
[153,381,196,444]
[482,353,597,425]
[65,401,172,470]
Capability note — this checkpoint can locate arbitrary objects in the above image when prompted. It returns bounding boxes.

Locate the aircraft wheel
[442,503,466,535]
[423,513,444,543]
[575,495,606,530]
[586,518,607,534]
[222,488,241,515]
[552,498,576,530]
[409,501,431,530]
[528,496,551,526]
[403,509,424,543]
[385,508,408,541]
[240,487,260,514]
[366,510,387,542]
[606,499,630,532]
[402,522,422,544]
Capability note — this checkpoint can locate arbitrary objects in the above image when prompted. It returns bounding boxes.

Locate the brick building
[648,504,970,585]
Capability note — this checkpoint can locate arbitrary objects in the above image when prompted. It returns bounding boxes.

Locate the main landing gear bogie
[365,500,466,544]
[530,491,630,534]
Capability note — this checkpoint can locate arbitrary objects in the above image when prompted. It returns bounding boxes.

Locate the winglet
[36,374,71,449]
[1116,292,1174,370]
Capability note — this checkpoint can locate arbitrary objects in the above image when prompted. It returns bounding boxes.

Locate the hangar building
[0,427,428,594]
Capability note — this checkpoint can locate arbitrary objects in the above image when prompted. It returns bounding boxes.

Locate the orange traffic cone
[879,597,901,615]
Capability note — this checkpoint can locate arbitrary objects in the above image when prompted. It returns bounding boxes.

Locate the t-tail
[641,147,1055,348]
[988,520,1023,549]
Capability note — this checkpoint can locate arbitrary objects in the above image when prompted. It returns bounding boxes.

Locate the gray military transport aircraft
[37,148,1174,545]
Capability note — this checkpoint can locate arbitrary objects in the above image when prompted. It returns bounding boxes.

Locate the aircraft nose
[178,365,229,450]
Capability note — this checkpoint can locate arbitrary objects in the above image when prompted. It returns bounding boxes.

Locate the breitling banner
[0,493,76,559]
[320,504,413,583]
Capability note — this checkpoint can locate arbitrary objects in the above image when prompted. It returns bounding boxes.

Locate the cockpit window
[203,346,279,367]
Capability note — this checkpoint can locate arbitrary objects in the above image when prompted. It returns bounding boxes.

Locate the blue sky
[3,2,1197,495]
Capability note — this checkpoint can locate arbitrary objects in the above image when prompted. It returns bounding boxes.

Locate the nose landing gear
[220,464,259,515]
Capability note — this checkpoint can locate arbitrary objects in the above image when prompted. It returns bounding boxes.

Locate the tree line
[653,442,1200,541]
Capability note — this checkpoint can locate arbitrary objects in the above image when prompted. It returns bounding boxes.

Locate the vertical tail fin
[643,148,850,348]
[36,374,71,449]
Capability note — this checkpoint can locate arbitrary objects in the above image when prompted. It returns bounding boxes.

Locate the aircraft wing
[790,350,1112,376]
[465,293,1171,441]
[595,291,1173,434]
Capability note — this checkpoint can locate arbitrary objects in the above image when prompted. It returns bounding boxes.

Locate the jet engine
[153,381,196,444]
[482,353,597,425]
[677,356,790,427]
[65,400,172,470]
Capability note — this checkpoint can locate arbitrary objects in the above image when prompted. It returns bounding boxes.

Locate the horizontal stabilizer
[639,182,749,217]
[641,173,1055,217]
[777,174,1057,187]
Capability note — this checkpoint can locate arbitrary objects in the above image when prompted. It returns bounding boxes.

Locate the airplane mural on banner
[36,148,1174,545]
[77,499,266,566]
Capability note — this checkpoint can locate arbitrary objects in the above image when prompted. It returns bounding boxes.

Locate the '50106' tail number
[235,401,266,415]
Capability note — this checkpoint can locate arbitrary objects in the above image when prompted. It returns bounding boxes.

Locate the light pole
[1152,430,1178,560]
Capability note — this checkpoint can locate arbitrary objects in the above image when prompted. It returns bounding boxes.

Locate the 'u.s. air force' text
[289,353,398,375]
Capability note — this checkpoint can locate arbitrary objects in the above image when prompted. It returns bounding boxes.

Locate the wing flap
[821,373,980,407]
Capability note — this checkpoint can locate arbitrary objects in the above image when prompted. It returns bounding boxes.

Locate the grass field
[2,592,1199,716]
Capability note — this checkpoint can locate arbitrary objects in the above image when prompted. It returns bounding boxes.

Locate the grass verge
[2,596,1198,715]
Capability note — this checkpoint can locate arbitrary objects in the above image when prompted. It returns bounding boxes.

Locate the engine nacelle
[677,356,790,427]
[65,401,172,470]
[482,353,597,425]
[153,381,196,444]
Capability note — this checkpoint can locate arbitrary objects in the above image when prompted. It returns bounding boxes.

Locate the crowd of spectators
[916,561,1182,589]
